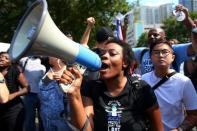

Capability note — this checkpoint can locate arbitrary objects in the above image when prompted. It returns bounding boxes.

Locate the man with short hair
[132,5,197,75]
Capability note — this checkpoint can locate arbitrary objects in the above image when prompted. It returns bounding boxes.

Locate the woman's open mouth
[100,62,109,70]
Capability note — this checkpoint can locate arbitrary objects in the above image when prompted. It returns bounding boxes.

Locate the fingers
[59,67,82,84]
[87,17,95,26]
[59,67,83,95]
[176,4,188,13]
[176,4,184,10]
[71,67,83,79]
[59,69,75,84]
[53,74,61,80]
[174,4,189,19]
[194,19,197,26]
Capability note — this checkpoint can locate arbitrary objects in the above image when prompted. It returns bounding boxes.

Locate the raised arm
[80,17,95,47]
[0,73,9,103]
[176,5,197,55]
[175,5,196,30]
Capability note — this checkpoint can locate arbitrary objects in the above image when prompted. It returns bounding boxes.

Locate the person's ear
[171,53,175,62]
[122,60,128,69]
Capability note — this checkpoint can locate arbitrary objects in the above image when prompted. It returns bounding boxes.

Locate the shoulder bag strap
[140,48,149,63]
[22,58,29,73]
[152,71,176,90]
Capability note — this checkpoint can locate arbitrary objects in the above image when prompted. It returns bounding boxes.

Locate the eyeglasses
[92,48,120,57]
[151,49,173,57]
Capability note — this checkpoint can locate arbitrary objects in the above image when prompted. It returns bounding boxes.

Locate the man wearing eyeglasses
[141,40,197,131]
[132,5,197,75]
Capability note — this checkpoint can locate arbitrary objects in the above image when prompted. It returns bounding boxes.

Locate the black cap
[96,26,113,43]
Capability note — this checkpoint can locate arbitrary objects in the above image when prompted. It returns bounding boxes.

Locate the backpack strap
[127,76,151,130]
[152,71,176,90]
[140,48,149,63]
[127,75,142,100]
[172,61,178,72]
[22,58,29,73]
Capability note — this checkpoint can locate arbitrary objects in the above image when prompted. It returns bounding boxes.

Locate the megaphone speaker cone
[9,0,101,71]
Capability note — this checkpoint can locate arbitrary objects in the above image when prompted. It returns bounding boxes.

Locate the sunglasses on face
[92,48,120,57]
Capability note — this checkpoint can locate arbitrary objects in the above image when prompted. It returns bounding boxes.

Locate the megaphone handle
[59,64,86,93]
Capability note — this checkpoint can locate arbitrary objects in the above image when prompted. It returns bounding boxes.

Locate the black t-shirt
[0,65,23,112]
[81,78,158,131]
[5,65,21,93]
[184,57,197,90]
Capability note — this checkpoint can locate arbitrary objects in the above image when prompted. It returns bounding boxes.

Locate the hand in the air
[87,17,95,27]
[175,4,189,18]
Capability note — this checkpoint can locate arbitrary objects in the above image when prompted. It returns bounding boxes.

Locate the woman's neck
[48,65,66,80]
[51,64,66,72]
[0,66,9,76]
[104,75,127,96]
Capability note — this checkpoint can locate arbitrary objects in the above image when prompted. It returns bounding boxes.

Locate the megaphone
[9,0,101,71]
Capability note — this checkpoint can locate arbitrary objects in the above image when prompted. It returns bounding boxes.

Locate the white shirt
[142,70,197,131]
[20,57,46,93]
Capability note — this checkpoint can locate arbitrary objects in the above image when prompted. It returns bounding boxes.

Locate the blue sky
[127,0,178,6]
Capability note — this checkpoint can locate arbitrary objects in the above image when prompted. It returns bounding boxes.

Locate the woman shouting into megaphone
[59,38,164,131]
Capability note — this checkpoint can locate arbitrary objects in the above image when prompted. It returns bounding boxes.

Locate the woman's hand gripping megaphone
[58,64,86,95]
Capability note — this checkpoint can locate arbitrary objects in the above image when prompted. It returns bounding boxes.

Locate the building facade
[179,0,197,12]
[139,3,173,30]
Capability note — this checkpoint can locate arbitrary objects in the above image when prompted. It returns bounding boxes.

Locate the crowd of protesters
[0,3,197,131]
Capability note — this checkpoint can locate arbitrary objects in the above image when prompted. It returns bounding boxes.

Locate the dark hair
[105,38,135,75]
[0,51,7,55]
[96,26,114,43]
[149,39,173,56]
[64,31,73,37]
[0,51,12,65]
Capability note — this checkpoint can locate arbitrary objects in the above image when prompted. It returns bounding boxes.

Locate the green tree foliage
[0,0,28,42]
[136,11,197,47]
[163,12,197,43]
[190,11,197,20]
[48,0,131,47]
[0,0,131,47]
[162,16,190,43]
[136,32,148,47]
